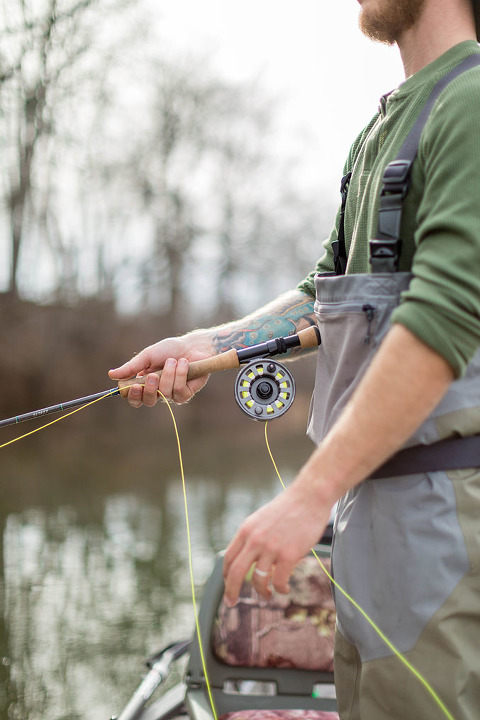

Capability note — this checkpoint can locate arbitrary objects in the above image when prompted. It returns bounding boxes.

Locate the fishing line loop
[0,382,456,720]
[156,390,218,720]
[0,384,218,720]
[264,421,456,720]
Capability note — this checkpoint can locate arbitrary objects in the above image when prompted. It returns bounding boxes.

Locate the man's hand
[107,290,316,409]
[222,480,334,606]
[108,334,213,407]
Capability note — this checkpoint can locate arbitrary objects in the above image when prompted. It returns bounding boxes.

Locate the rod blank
[0,388,120,429]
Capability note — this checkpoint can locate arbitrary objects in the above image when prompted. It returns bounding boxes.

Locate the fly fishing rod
[0,325,320,429]
[0,388,122,428]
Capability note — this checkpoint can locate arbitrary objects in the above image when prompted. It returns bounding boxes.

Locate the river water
[0,405,314,720]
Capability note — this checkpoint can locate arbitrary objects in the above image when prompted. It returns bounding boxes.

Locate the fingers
[271,562,295,596]
[223,531,259,606]
[157,358,194,404]
[126,382,147,409]
[143,372,162,407]
[225,555,274,606]
[109,336,213,408]
[251,559,294,598]
[115,372,162,409]
[223,519,286,606]
[112,359,198,408]
[222,487,331,607]
[171,358,192,402]
[223,538,292,606]
[109,351,151,381]
[252,563,274,599]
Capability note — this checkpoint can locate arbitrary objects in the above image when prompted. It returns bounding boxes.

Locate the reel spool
[234,359,295,421]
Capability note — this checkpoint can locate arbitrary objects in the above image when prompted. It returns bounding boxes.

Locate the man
[109,1,480,717]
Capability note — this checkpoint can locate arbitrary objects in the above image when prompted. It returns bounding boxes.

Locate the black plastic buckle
[369,238,402,272]
[381,160,412,198]
[340,171,352,196]
[370,238,402,257]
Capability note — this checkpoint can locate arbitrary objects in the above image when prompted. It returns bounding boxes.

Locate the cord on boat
[0,386,218,720]
[264,421,455,720]
[158,391,218,720]
[0,385,457,720]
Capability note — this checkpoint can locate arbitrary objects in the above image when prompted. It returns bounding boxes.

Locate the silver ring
[254,567,269,578]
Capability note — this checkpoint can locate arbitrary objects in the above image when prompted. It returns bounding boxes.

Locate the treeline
[0,0,332,322]
[0,0,326,441]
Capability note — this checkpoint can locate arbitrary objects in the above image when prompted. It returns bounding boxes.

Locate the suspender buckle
[371,159,411,273]
[369,238,402,273]
[333,171,353,276]
[340,172,352,195]
[381,159,412,198]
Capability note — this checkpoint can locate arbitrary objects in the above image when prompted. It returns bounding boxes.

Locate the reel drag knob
[234,359,295,421]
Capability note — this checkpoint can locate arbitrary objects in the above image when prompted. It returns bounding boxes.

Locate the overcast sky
[152,0,405,196]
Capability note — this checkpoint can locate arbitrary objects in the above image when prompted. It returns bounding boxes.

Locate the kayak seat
[184,546,339,720]
[220,712,337,720]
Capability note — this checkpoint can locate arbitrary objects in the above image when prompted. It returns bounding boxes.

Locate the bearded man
[110,1,480,717]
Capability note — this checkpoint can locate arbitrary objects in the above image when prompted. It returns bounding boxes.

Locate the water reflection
[0,428,311,720]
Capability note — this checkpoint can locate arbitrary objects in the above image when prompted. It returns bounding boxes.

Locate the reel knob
[234,359,295,421]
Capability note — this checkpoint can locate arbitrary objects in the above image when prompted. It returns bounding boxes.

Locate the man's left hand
[222,482,332,605]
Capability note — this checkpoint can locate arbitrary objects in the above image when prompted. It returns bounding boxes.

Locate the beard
[359,0,427,45]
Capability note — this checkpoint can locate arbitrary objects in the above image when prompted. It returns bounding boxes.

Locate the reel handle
[117,326,319,397]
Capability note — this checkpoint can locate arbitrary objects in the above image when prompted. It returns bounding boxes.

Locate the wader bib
[308,56,480,719]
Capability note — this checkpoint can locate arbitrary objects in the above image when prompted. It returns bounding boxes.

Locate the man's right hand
[108,334,214,407]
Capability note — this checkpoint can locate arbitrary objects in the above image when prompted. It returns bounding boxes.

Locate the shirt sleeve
[391,69,480,378]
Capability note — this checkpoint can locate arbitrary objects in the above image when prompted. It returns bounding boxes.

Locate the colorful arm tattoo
[212,294,316,356]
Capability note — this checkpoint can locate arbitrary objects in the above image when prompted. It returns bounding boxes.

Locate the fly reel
[234,359,295,421]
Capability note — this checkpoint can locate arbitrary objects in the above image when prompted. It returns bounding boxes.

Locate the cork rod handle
[117,326,319,397]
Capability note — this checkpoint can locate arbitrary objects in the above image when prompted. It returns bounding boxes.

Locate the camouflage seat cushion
[212,556,335,672]
[220,710,339,720]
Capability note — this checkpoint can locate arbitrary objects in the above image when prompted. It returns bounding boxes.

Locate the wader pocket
[308,273,412,444]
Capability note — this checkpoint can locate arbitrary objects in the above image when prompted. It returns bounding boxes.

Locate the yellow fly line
[0,385,457,720]
[158,392,218,720]
[263,421,456,720]
[0,393,113,449]
[0,386,219,720]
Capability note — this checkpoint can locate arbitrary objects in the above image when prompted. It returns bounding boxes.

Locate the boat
[112,538,339,720]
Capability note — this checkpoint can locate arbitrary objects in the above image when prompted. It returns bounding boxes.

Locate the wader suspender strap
[332,171,352,275]
[333,54,480,276]
[332,54,480,476]
[370,53,480,273]
[373,54,480,476]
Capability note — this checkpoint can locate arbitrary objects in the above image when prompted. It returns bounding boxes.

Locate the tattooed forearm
[211,291,316,356]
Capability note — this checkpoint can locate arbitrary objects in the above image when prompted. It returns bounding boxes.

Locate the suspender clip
[369,238,402,272]
[381,159,412,198]
[340,172,352,195]
[333,171,352,276]
[372,159,411,272]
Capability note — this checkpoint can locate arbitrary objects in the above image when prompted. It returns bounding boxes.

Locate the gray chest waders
[308,55,480,662]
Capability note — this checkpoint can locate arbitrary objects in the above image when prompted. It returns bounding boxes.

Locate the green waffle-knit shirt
[298,41,480,378]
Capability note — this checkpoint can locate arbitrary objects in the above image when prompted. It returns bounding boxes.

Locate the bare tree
[109,57,283,323]
[0,3,332,322]
[0,0,135,299]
